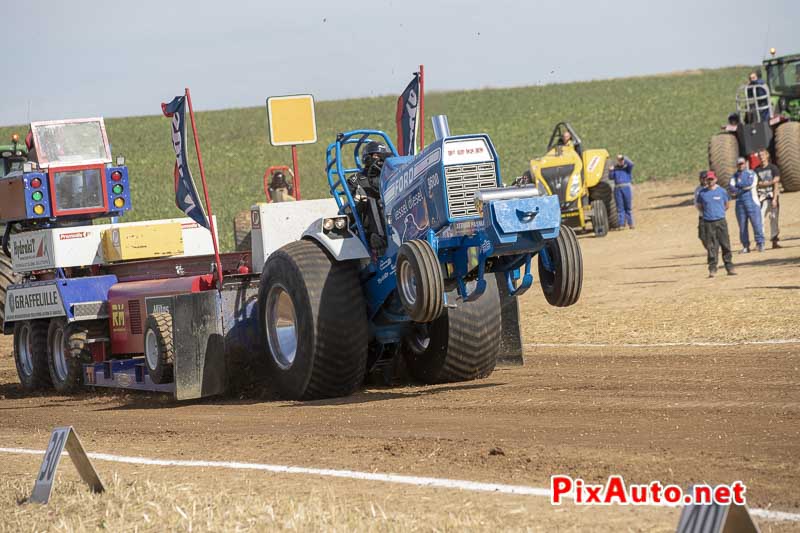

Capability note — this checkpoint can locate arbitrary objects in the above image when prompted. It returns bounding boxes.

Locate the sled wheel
[13,320,51,390]
[48,319,91,393]
[144,312,175,384]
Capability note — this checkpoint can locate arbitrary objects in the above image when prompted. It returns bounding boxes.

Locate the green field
[0,66,751,251]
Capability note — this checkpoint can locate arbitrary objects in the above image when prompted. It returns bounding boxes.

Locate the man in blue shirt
[609,154,634,229]
[729,157,765,253]
[696,172,735,277]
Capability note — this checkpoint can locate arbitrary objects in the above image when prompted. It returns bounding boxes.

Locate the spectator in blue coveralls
[609,154,634,229]
[696,171,735,277]
[728,157,765,253]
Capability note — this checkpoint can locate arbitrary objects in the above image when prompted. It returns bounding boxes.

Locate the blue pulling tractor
[256,127,583,399]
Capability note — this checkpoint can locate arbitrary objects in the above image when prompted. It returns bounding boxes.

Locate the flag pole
[419,64,425,150]
[184,87,224,290]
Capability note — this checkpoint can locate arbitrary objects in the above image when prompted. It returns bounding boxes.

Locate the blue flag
[161,95,209,229]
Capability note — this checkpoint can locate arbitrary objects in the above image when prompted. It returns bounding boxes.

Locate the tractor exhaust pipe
[431,115,451,140]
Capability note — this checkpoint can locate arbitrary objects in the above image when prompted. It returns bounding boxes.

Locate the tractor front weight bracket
[505,253,534,297]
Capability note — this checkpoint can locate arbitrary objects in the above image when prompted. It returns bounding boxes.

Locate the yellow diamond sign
[266,94,317,146]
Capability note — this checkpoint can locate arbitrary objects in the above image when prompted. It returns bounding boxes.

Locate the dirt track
[1,181,799,531]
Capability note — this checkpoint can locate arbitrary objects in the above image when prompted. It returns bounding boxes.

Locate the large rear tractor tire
[144,312,175,384]
[403,276,501,384]
[775,121,800,192]
[396,240,444,323]
[233,210,253,252]
[258,239,368,400]
[538,225,583,307]
[48,319,92,393]
[590,176,619,229]
[590,199,609,237]
[1,252,20,333]
[708,133,738,188]
[13,320,51,390]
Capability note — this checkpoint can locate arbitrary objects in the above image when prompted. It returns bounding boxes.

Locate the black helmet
[270,170,291,192]
[362,141,391,178]
[362,141,390,160]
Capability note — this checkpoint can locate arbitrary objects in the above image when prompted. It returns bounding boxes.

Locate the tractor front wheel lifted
[539,225,583,307]
[396,240,444,323]
[144,312,175,384]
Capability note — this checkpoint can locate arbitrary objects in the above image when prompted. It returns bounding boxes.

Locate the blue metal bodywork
[325,129,563,330]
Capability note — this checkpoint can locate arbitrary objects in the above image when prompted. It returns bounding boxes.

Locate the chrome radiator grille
[444,162,497,219]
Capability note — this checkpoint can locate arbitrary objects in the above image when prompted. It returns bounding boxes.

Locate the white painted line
[1,447,798,522]
[526,339,800,348]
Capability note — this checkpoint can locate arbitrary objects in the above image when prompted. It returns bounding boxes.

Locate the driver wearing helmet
[268,170,295,202]
[347,141,392,252]
[349,141,391,197]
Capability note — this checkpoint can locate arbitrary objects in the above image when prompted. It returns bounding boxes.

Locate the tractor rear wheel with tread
[48,319,91,393]
[708,133,738,188]
[396,240,444,323]
[0,252,20,332]
[258,239,368,400]
[589,177,619,229]
[590,199,609,237]
[403,276,501,384]
[775,121,800,192]
[13,320,51,390]
[539,225,583,307]
[144,312,175,384]
[233,210,252,252]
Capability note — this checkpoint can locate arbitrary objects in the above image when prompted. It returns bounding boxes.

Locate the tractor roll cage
[736,84,773,123]
[546,122,583,153]
[325,130,399,247]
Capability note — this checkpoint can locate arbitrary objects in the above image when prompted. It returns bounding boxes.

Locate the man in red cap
[695,171,735,277]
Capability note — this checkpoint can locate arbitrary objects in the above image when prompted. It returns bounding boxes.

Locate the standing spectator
[695,172,735,277]
[729,157,765,253]
[609,154,634,229]
[748,71,770,123]
[695,170,708,247]
[755,150,781,249]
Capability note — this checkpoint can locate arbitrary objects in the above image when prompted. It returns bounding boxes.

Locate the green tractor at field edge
[708,49,800,191]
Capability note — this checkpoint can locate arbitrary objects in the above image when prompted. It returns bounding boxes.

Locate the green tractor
[0,133,28,331]
[708,50,800,191]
